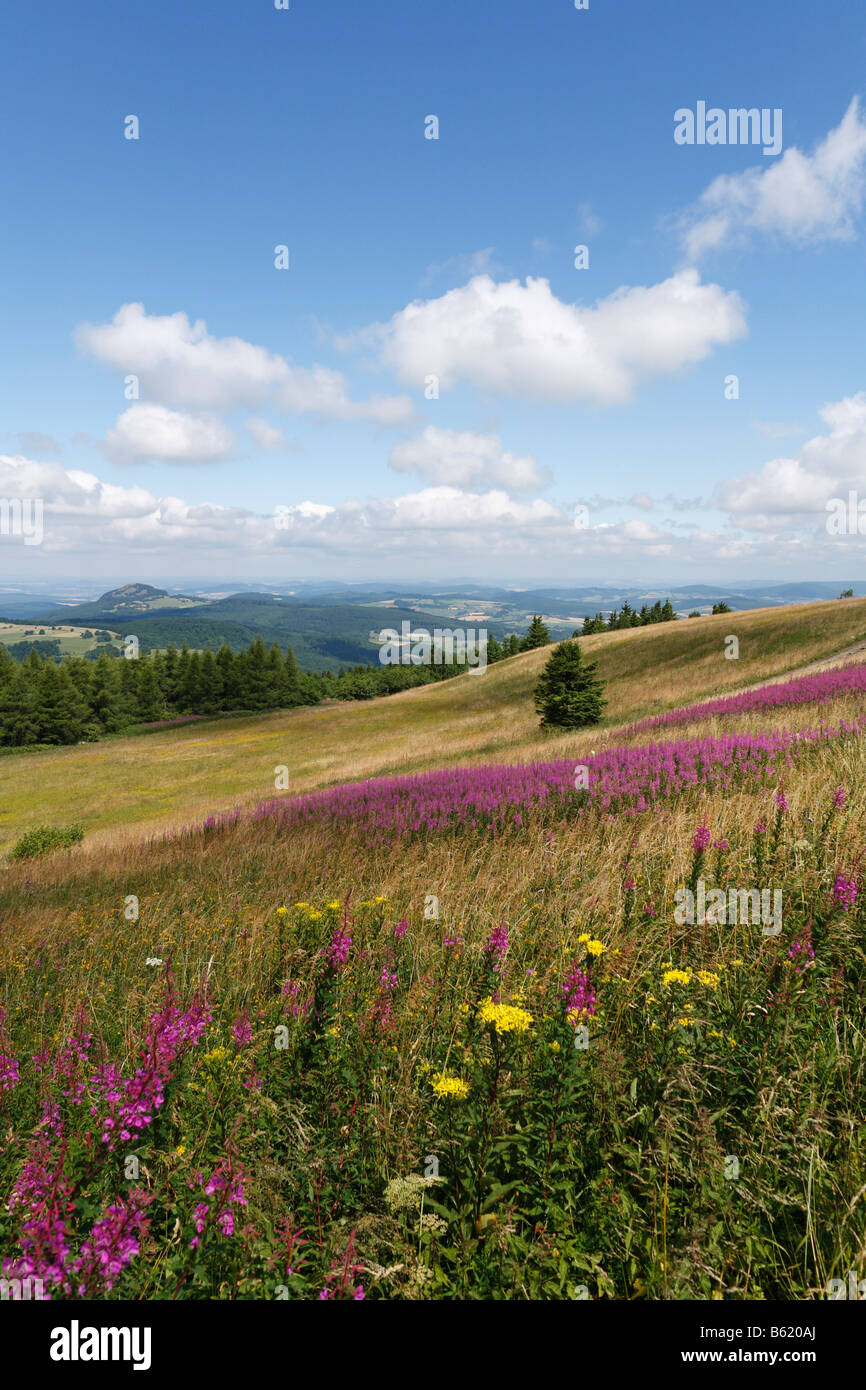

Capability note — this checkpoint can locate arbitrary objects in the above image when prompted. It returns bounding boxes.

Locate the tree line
[0,619,555,748]
[578,599,677,634]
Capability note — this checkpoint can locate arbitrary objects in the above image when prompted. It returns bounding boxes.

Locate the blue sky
[2,0,866,586]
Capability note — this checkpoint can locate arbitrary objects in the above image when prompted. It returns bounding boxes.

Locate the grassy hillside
[1,608,864,1301]
[2,597,866,854]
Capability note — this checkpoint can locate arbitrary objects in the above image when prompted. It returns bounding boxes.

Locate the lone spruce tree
[534,638,606,729]
[520,615,551,651]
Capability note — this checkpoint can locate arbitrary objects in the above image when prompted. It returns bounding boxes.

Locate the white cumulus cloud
[343,270,746,405]
[102,404,236,465]
[679,98,866,259]
[714,391,866,526]
[388,426,549,491]
[76,303,414,425]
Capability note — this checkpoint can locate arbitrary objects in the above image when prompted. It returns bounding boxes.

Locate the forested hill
[40,591,479,672]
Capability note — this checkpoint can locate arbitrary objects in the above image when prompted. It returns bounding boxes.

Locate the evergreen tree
[216,645,239,708]
[136,659,165,721]
[179,650,202,711]
[89,653,126,732]
[521,615,551,651]
[484,633,503,663]
[175,645,191,706]
[119,656,141,722]
[197,649,222,713]
[0,665,38,745]
[34,664,89,744]
[242,635,270,709]
[266,644,285,706]
[661,600,676,622]
[162,646,180,704]
[280,644,303,705]
[534,639,606,729]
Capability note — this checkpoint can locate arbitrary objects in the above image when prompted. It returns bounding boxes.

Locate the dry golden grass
[4,693,859,968]
[2,596,865,855]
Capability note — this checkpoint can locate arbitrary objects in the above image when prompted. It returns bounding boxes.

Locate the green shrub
[9,823,85,859]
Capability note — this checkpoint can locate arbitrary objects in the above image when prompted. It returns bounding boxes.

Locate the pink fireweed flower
[787,932,815,973]
[0,1053,19,1092]
[484,922,508,971]
[4,1125,75,1294]
[90,976,211,1150]
[692,827,711,852]
[394,919,408,939]
[560,962,596,1023]
[830,874,857,911]
[755,819,767,834]
[322,926,352,972]
[230,1010,252,1049]
[282,980,310,1019]
[73,1191,151,1296]
[776,790,789,810]
[319,1231,365,1300]
[832,787,846,809]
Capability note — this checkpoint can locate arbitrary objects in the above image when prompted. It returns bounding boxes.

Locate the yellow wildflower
[585,939,606,957]
[478,998,533,1035]
[661,968,692,987]
[577,933,591,944]
[696,970,720,989]
[431,1071,469,1100]
[276,906,288,917]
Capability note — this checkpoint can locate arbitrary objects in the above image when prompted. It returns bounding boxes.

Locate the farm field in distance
[0,621,121,657]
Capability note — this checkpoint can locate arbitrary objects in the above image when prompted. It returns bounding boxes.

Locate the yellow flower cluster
[478,998,533,1035]
[431,1071,469,1100]
[696,970,720,989]
[661,968,692,987]
[578,933,607,956]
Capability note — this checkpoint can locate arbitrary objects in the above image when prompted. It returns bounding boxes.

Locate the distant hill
[48,583,205,619]
[42,589,495,673]
[30,577,866,672]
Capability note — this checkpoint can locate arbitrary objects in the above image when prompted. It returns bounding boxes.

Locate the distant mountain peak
[98,583,168,603]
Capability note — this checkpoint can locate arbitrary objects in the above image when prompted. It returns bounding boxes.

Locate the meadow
[0,623,120,657]
[2,596,866,855]
[0,605,865,1300]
